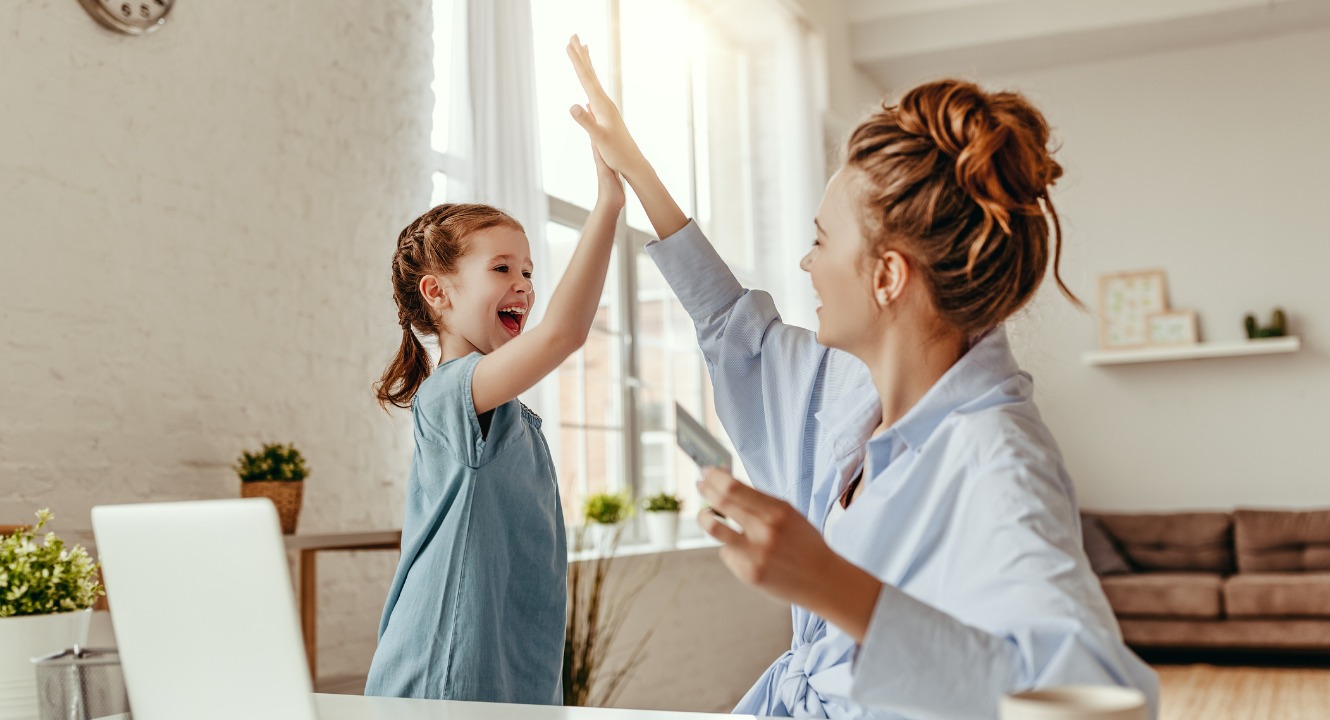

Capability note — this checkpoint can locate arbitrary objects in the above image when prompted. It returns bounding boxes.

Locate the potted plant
[580,492,632,551]
[235,442,309,534]
[642,492,682,548]
[0,509,104,717]
[564,501,657,708]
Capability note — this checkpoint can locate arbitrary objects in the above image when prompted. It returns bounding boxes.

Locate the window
[532,0,808,535]
[432,0,816,538]
[429,0,466,202]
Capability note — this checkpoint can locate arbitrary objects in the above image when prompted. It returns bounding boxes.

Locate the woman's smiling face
[801,167,881,355]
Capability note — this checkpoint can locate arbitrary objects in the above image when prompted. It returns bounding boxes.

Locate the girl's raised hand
[592,144,625,212]
[567,35,644,176]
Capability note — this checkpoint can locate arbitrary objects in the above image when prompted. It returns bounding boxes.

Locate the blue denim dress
[364,352,567,705]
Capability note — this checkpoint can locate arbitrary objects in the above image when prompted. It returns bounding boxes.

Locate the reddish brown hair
[846,79,1080,336]
[374,203,523,410]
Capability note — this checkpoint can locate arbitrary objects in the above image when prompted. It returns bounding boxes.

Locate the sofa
[1081,509,1330,651]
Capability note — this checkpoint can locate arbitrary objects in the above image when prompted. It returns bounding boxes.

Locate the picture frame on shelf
[1098,269,1168,349]
[1147,309,1199,346]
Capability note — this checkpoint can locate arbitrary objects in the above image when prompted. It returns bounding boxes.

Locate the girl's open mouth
[498,305,526,336]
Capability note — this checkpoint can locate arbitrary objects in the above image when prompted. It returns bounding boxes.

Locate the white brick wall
[1,0,793,704]
[1,0,430,678]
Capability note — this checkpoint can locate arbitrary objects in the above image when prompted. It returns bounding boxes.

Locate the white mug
[999,685,1148,720]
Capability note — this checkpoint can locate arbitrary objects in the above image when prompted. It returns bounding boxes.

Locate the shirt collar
[889,325,1024,451]
[816,325,1025,456]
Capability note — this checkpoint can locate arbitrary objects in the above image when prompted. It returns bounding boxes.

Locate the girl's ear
[419,274,451,313]
[872,250,909,308]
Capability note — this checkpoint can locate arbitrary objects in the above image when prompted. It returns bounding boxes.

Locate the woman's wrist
[810,555,883,644]
[617,150,656,189]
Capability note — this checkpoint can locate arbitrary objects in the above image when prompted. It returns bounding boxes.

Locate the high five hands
[565,35,689,239]
[566,35,645,179]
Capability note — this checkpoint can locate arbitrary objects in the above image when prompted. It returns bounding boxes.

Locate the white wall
[574,546,792,712]
[992,27,1330,511]
[0,0,428,678]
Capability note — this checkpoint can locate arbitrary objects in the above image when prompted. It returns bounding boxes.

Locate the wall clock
[79,0,174,35]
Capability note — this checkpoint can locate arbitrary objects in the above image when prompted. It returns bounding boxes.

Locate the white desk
[314,694,755,719]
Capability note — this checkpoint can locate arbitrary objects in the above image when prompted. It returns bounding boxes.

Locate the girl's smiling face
[434,225,535,355]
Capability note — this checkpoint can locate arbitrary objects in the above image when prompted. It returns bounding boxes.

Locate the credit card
[675,402,731,471]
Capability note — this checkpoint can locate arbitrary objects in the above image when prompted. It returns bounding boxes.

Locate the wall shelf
[1083,336,1301,366]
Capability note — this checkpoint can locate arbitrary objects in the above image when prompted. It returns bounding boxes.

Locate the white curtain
[445,0,558,425]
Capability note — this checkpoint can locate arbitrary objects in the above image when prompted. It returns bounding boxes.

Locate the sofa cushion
[1233,508,1330,573]
[1223,572,1330,618]
[1081,514,1133,576]
[1095,512,1233,573]
[1099,572,1224,619]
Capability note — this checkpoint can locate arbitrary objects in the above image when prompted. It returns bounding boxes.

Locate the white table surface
[314,694,756,720]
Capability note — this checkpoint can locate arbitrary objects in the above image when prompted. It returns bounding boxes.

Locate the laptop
[92,499,318,720]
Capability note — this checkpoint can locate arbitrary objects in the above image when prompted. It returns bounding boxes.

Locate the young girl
[567,37,1158,719]
[363,148,624,704]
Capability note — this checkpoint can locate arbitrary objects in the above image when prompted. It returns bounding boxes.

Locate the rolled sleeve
[645,219,745,324]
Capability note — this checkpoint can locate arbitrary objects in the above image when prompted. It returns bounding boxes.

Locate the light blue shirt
[647,222,1158,720]
[365,352,566,705]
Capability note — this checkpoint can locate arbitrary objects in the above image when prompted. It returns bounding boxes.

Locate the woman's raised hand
[696,467,882,641]
[567,35,645,177]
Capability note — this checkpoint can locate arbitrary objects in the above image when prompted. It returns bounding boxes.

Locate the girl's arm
[470,149,625,414]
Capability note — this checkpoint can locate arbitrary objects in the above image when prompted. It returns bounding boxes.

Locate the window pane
[693,21,756,271]
[546,221,626,526]
[634,252,745,518]
[532,0,611,210]
[620,0,695,231]
[431,0,455,154]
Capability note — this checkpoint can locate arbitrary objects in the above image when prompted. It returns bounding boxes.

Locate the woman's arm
[695,466,1160,720]
[470,149,625,414]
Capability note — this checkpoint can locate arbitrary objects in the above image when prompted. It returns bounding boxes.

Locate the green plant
[234,442,309,483]
[0,509,103,617]
[1244,308,1288,339]
[642,492,681,513]
[582,492,632,525]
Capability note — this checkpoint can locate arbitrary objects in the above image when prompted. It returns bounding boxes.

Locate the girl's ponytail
[376,320,433,410]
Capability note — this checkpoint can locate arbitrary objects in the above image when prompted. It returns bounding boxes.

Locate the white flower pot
[581,522,624,552]
[645,511,680,549]
[0,609,91,720]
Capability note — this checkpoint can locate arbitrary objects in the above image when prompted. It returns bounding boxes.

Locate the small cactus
[1245,308,1288,339]
[1270,309,1287,336]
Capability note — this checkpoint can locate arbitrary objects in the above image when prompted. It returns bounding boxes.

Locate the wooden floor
[316,665,1330,716]
[315,674,368,695]
[1158,664,1330,720]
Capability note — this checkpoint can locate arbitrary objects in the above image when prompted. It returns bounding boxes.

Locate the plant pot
[0,610,91,720]
[644,511,680,549]
[582,522,623,552]
[241,480,304,534]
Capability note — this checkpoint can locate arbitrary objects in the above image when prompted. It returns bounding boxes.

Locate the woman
[567,36,1158,720]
